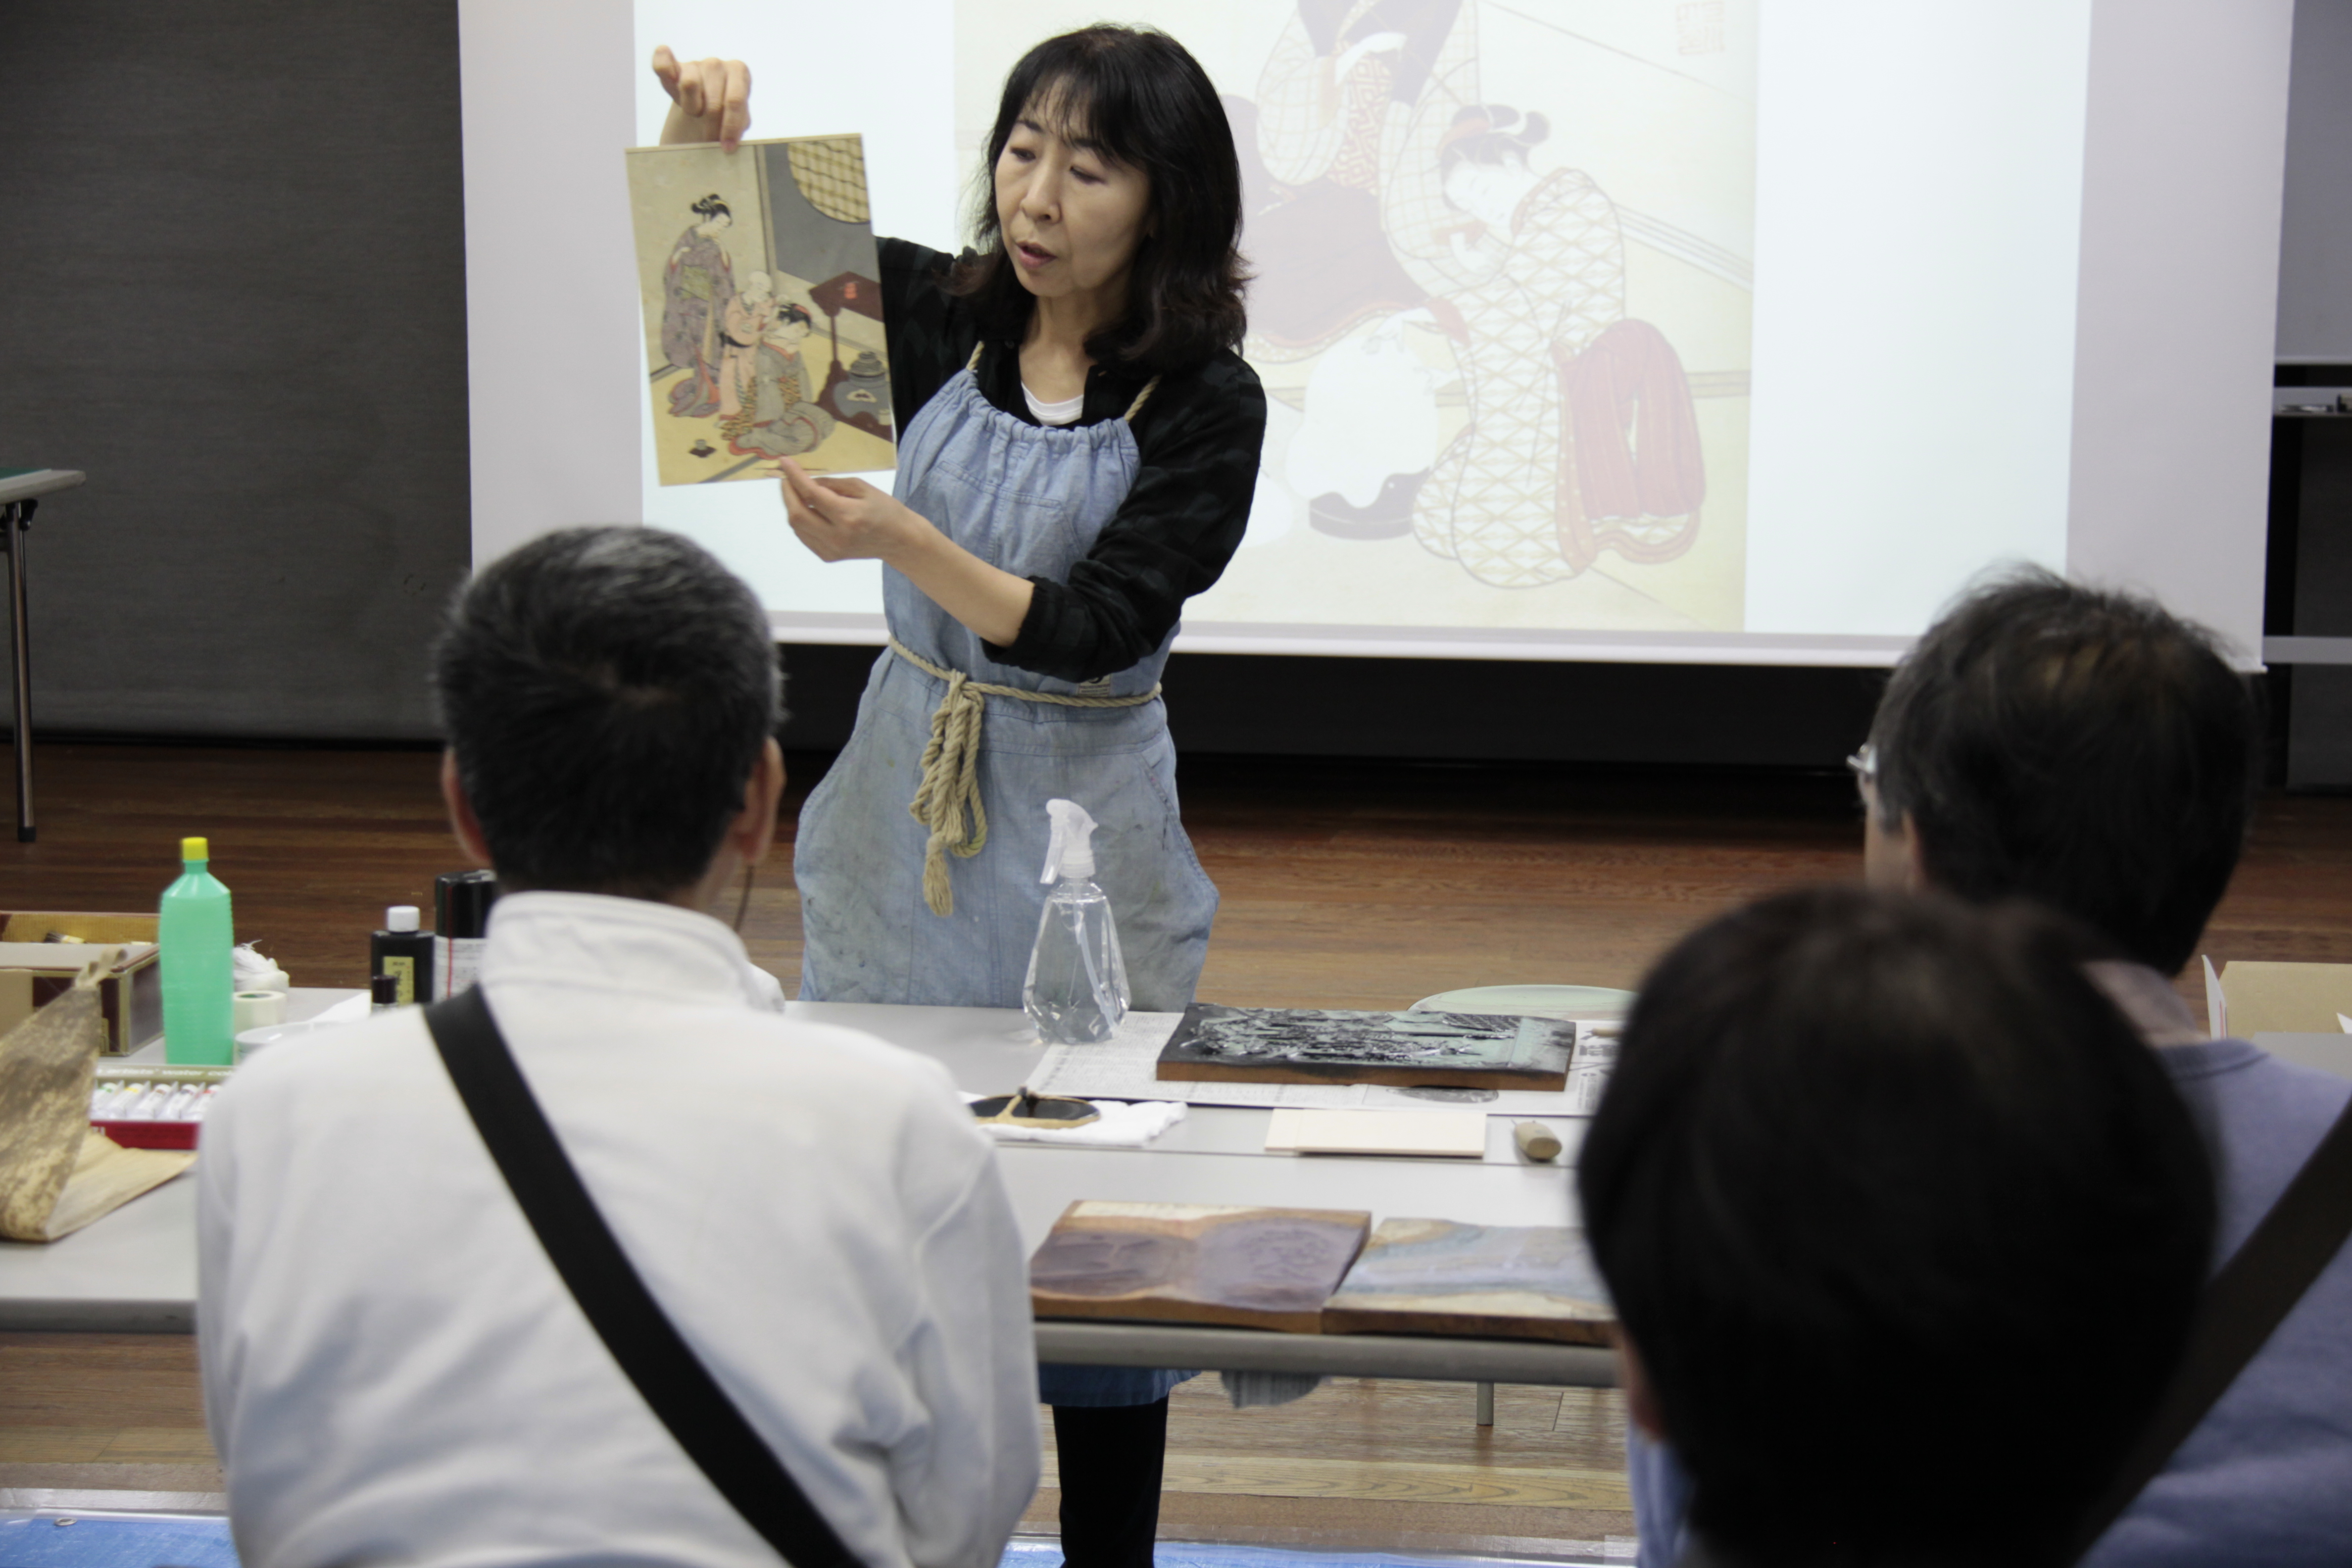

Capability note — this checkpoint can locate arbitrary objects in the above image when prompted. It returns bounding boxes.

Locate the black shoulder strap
[2072,1087,2352,1561]
[423,988,861,1568]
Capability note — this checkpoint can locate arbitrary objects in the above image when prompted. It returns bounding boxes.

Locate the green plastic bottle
[161,835,235,1065]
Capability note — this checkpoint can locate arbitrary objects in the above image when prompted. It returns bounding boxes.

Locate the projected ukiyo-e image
[960,0,1754,635]
[627,136,896,487]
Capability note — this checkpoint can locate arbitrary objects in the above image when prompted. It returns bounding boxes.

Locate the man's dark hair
[1867,569,2261,975]
[433,527,781,899]
[1579,885,2213,1568]
[952,25,1248,373]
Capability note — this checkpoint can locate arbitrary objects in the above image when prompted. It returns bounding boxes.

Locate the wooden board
[1029,1201,1372,1332]
[1322,1219,1616,1345]
[1156,1005,1574,1091]
[1263,1108,1488,1157]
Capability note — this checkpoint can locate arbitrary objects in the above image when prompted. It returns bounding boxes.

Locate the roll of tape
[232,989,288,1033]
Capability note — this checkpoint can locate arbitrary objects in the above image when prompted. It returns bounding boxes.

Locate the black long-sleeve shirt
[878,238,1267,684]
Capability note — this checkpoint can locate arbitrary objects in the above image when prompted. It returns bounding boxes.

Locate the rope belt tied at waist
[889,637,1161,917]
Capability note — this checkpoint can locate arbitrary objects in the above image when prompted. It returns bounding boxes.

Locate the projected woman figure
[660,194,737,419]
[1409,105,1706,587]
[1237,0,1462,357]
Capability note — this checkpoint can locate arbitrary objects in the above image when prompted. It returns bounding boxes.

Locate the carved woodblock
[1322,1218,1616,1344]
[1156,1004,1573,1091]
[1029,1201,1372,1332]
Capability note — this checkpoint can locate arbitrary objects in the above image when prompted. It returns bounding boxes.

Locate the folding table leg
[2,499,32,843]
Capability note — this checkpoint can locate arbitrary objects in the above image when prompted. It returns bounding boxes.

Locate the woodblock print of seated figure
[662,194,738,419]
[1410,106,1705,587]
[721,301,838,459]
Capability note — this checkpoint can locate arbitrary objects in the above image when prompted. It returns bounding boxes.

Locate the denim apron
[794,359,1219,1016]
[793,354,1214,1406]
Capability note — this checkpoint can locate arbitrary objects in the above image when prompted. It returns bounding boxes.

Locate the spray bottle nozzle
[1041,798,1099,883]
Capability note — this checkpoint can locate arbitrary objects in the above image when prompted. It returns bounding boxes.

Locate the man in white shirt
[198,527,1040,1568]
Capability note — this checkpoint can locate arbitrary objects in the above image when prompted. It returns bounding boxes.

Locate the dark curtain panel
[0,0,470,739]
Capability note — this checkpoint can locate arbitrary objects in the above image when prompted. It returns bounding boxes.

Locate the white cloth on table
[964,1093,1186,1146]
[198,890,1039,1568]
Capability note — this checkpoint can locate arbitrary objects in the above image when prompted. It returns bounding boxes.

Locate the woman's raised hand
[651,46,751,151]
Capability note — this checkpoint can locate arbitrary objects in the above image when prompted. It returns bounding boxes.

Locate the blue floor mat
[0,1516,240,1568]
[0,1516,1619,1568]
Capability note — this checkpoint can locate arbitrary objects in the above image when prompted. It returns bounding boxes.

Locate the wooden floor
[4,741,2350,1552]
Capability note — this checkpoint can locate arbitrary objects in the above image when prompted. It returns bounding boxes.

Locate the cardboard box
[0,912,163,1054]
[2217,961,2352,1038]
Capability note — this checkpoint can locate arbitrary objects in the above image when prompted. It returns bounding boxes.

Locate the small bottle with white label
[370,906,434,1005]
[433,871,497,999]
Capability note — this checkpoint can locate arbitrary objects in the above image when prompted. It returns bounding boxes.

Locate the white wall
[2063,0,2295,662]
[460,0,641,566]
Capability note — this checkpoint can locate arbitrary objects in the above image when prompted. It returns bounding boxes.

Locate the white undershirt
[1023,383,1085,426]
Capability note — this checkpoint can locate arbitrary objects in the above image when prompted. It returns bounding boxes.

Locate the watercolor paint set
[88,1064,234,1151]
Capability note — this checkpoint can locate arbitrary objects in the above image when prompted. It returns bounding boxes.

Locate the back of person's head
[434,527,780,899]
[1866,568,2260,975]
[1578,885,2213,1568]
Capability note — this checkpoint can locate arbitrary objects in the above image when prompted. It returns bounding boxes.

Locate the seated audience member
[1582,885,2215,1568]
[1630,570,2352,1568]
[198,528,1039,1568]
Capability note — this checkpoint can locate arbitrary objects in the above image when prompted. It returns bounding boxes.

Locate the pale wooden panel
[0,1430,111,1464]
[1037,1451,1633,1511]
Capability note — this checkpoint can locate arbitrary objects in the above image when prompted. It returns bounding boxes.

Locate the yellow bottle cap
[182,836,209,861]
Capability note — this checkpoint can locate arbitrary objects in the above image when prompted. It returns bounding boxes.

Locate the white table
[0,996,1617,1388]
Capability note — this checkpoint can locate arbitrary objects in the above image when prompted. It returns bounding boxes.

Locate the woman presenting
[659,29,1261,1020]
[656,29,1264,1568]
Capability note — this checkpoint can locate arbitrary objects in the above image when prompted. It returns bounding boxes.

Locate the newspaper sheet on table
[1024,1011,1617,1117]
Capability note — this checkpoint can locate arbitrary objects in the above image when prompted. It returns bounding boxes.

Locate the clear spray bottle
[1023,798,1130,1044]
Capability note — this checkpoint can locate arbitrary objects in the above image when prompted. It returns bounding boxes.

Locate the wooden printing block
[1028,1201,1373,1333]
[1155,1004,1574,1091]
[1321,1217,1616,1345]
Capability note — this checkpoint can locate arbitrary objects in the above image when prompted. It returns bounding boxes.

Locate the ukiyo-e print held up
[628,135,897,486]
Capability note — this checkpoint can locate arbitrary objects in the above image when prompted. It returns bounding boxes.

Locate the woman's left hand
[781,460,1035,642]
[779,460,927,564]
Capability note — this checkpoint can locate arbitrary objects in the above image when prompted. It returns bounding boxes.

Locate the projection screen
[460,0,2294,666]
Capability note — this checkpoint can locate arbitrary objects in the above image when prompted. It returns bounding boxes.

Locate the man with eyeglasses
[1629,567,2352,1568]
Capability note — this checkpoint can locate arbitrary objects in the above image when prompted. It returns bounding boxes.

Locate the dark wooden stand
[0,468,86,842]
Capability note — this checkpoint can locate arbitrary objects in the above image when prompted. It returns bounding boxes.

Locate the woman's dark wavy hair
[950,25,1248,373]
